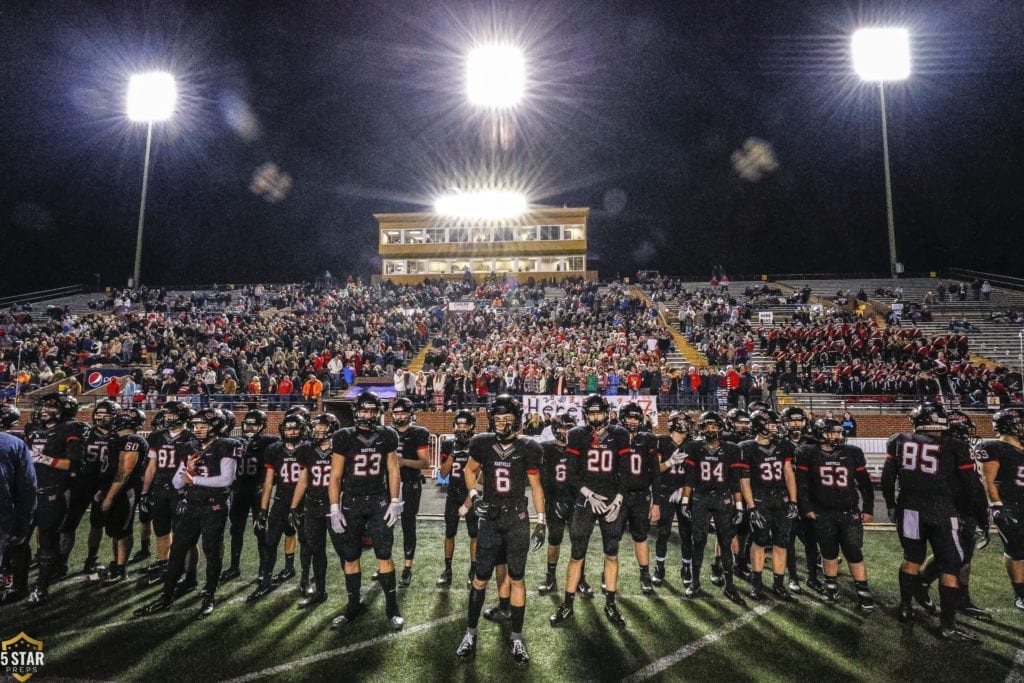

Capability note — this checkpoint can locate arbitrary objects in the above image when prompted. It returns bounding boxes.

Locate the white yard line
[219,613,462,683]
[621,604,775,682]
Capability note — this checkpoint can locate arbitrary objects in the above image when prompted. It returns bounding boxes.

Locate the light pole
[852,28,911,279]
[126,72,176,288]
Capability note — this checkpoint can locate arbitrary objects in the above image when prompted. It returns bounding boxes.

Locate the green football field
[5,523,1024,682]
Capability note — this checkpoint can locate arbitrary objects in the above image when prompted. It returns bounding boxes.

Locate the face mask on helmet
[392,410,412,428]
[242,418,264,439]
[311,415,339,442]
[911,404,948,434]
[281,418,307,442]
[354,392,381,431]
[700,420,722,442]
[621,404,644,433]
[36,401,59,425]
[93,405,118,429]
[785,417,806,439]
[189,418,212,441]
[453,413,475,443]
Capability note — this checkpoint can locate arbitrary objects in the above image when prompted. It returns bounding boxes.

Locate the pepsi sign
[86,368,132,389]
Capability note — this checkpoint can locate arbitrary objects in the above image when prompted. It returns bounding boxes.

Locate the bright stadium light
[126,72,177,288]
[466,45,525,108]
[852,28,910,279]
[435,190,527,220]
[852,28,911,82]
[126,72,177,122]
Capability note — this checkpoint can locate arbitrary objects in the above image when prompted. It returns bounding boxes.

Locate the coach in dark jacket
[0,431,37,567]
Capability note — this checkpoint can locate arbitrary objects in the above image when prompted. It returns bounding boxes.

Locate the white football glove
[604,494,624,523]
[459,490,478,518]
[668,451,687,467]
[329,504,346,534]
[580,487,609,515]
[383,498,404,528]
[668,488,684,504]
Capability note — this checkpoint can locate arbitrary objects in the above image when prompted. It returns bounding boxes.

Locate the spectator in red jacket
[106,375,121,400]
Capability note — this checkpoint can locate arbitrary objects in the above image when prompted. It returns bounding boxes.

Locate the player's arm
[193,456,236,488]
[955,443,989,524]
[982,459,1001,505]
[852,449,874,520]
[880,436,899,510]
[783,459,797,504]
[103,443,139,512]
[328,452,345,506]
[259,465,275,510]
[386,449,401,500]
[463,456,480,509]
[682,448,697,499]
[528,470,545,519]
[400,439,430,470]
[141,455,156,494]
[291,466,309,510]
[439,444,453,478]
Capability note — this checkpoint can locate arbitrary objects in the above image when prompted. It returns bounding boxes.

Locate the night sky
[2,0,1023,295]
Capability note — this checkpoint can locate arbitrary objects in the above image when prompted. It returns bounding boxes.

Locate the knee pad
[602,535,620,558]
[843,546,864,564]
[631,530,648,544]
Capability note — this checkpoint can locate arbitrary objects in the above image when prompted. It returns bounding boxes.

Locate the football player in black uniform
[328,390,404,630]
[619,402,662,594]
[455,395,545,666]
[221,409,278,582]
[883,403,988,641]
[537,414,580,595]
[915,410,989,619]
[681,411,745,604]
[796,418,875,610]
[550,394,630,628]
[289,412,340,608]
[138,401,194,586]
[131,409,167,564]
[390,397,431,586]
[654,411,694,587]
[978,408,1024,612]
[61,399,118,575]
[25,394,90,603]
[135,408,239,617]
[781,405,820,594]
[249,412,311,601]
[94,408,149,583]
[437,410,479,589]
[738,409,799,601]
[718,408,753,582]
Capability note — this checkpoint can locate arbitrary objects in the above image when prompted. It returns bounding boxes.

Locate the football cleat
[549,602,574,626]
[805,576,825,594]
[173,576,198,598]
[537,574,557,594]
[128,548,151,564]
[685,582,705,599]
[823,583,840,604]
[734,565,754,582]
[455,632,477,659]
[652,564,665,587]
[577,580,594,598]
[788,577,802,594]
[1016,597,1024,612]
[400,568,413,586]
[640,573,654,595]
[246,584,274,603]
[300,582,316,596]
[436,569,453,587]
[198,597,215,618]
[389,613,405,630]
[143,571,166,587]
[330,602,367,629]
[134,595,172,617]
[724,586,747,606]
[604,602,626,627]
[220,567,241,582]
[898,602,914,622]
[0,588,27,605]
[273,567,296,584]
[940,626,982,643]
[856,589,875,613]
[102,566,127,586]
[26,587,47,605]
[483,604,512,622]
[959,601,991,621]
[52,564,69,582]
[82,556,101,575]
[510,638,530,666]
[297,591,328,609]
[372,570,381,582]
[199,587,214,601]
[682,564,693,588]
[709,565,725,587]
[914,586,938,615]
[771,585,797,603]
[749,584,767,601]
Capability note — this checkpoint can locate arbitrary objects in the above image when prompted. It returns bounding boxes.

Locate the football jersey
[181,436,241,503]
[540,440,573,502]
[104,433,150,492]
[468,433,541,504]
[148,429,194,489]
[82,428,114,483]
[621,431,661,492]
[297,444,333,503]
[683,440,742,494]
[265,441,311,498]
[795,444,873,514]
[882,432,976,513]
[27,421,90,489]
[738,438,795,494]
[657,434,689,498]
[395,425,431,483]
[236,434,279,489]
[566,424,630,499]
[332,426,400,497]
[441,437,473,498]
[976,439,1024,504]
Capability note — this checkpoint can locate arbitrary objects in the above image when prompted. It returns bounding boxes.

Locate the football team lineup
[5,393,1024,681]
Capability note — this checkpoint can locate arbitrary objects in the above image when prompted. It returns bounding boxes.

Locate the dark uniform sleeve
[725,443,743,494]
[564,428,586,494]
[644,435,661,490]
[795,447,812,515]
[381,426,400,455]
[331,430,350,456]
[851,447,874,516]
[440,439,454,464]
[524,439,542,476]
[612,427,631,497]
[64,422,91,461]
[881,435,900,510]
[682,443,699,490]
[954,439,988,525]
[735,442,752,481]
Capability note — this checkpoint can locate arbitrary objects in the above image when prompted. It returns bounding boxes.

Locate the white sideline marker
[220,613,462,683]
[622,604,775,682]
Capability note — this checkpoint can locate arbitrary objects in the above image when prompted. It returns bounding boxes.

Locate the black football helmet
[750,409,781,439]
[391,397,415,428]
[150,408,169,431]
[780,406,809,440]
[667,411,693,437]
[190,407,230,439]
[242,409,267,438]
[311,412,341,441]
[222,409,236,435]
[620,402,645,433]
[582,393,610,429]
[0,404,21,430]
[92,399,121,430]
[280,413,310,442]
[36,394,79,424]
[910,403,948,434]
[813,418,845,448]
[726,408,751,434]
[552,413,575,445]
[946,409,976,441]
[699,411,725,441]
[111,408,146,433]
[353,391,382,431]
[453,410,476,443]
[488,394,523,441]
[163,400,194,429]
[747,400,770,413]
[993,408,1024,439]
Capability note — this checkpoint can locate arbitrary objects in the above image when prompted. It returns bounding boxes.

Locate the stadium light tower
[435,190,527,220]
[466,45,525,108]
[852,28,910,279]
[126,71,176,288]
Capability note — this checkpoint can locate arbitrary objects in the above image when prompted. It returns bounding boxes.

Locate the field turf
[4,522,1024,682]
